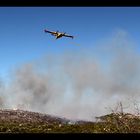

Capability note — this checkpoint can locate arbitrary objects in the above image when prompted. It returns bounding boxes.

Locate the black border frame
[0,0,140,139]
[0,0,140,7]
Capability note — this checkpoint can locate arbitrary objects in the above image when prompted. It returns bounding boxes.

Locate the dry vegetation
[0,107,140,133]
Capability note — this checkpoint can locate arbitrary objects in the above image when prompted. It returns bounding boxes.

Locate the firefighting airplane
[44,29,74,39]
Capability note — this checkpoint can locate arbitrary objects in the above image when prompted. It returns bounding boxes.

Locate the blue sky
[0,7,140,81]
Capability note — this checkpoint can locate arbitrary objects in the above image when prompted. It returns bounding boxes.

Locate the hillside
[0,109,140,133]
[0,109,94,133]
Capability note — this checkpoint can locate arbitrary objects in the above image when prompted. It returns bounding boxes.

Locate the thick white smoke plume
[1,29,140,121]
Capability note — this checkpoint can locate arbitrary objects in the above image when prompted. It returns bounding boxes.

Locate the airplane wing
[64,34,74,39]
[44,29,57,35]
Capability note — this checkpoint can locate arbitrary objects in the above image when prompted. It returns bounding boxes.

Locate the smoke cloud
[0,29,140,121]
